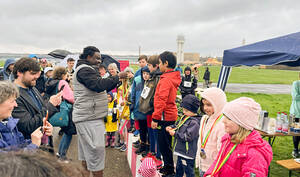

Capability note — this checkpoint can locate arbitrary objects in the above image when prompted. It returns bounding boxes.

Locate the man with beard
[73,46,127,177]
[12,58,61,148]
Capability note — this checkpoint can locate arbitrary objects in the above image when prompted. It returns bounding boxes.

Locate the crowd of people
[0,46,273,177]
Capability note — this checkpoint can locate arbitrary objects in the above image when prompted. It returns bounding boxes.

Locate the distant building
[204,57,222,66]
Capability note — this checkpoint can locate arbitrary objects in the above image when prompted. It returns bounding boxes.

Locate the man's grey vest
[72,64,107,123]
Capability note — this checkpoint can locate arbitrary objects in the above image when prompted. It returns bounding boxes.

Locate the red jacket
[205,130,273,177]
[152,70,181,122]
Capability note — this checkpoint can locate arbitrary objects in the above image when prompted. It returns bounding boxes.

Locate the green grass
[185,66,298,85]
[0,60,4,67]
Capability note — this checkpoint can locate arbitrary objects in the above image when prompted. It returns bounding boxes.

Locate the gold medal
[200,149,206,159]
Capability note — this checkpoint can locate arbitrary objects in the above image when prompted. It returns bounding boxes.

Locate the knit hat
[107,91,114,99]
[138,157,161,177]
[141,66,150,73]
[222,97,261,131]
[180,94,200,113]
[184,66,191,72]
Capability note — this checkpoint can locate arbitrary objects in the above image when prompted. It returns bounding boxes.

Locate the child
[179,66,198,99]
[139,55,162,166]
[204,97,273,176]
[115,78,131,152]
[104,92,118,148]
[138,157,161,177]
[166,94,201,177]
[133,66,150,155]
[195,88,227,177]
[151,51,181,176]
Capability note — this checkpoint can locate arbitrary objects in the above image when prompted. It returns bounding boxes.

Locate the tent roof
[223,32,300,67]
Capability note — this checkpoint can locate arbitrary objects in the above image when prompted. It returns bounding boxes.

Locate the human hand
[31,127,43,146]
[118,71,128,79]
[151,121,158,129]
[166,126,172,132]
[49,92,62,106]
[169,129,175,136]
[43,119,53,136]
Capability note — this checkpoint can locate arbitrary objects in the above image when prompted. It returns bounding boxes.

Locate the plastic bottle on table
[276,112,282,133]
[282,113,289,134]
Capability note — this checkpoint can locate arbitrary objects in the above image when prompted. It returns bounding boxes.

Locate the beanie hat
[180,94,200,113]
[141,66,150,73]
[107,91,114,100]
[184,66,191,72]
[124,67,134,74]
[138,157,161,177]
[222,97,261,131]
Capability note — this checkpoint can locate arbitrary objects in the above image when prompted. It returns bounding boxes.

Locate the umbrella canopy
[223,31,300,67]
[48,49,72,59]
[101,54,120,71]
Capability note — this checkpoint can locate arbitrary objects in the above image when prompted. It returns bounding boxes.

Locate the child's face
[182,108,196,116]
[107,94,113,102]
[139,59,147,68]
[147,63,158,73]
[223,115,240,134]
[159,59,168,73]
[184,70,191,76]
[142,72,150,81]
[202,98,214,116]
[99,67,106,76]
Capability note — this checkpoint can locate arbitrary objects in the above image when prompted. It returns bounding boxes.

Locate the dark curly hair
[13,57,41,79]
[79,46,100,59]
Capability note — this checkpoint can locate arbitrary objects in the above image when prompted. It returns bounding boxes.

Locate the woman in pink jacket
[196,88,227,176]
[205,97,273,177]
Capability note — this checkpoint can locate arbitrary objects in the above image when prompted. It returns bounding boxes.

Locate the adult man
[66,57,75,81]
[73,46,127,177]
[12,58,60,144]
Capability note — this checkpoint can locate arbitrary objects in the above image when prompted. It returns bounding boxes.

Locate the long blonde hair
[231,126,251,144]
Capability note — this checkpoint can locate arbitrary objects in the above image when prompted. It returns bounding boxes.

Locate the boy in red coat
[151,51,181,176]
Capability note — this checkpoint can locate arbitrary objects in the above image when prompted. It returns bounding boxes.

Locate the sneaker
[115,143,124,149]
[155,158,163,169]
[135,144,146,155]
[133,140,140,145]
[292,150,299,158]
[133,142,140,149]
[159,165,174,176]
[133,130,139,137]
[58,156,71,164]
[120,144,127,152]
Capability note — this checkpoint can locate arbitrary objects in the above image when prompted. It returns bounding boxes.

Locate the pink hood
[196,88,227,171]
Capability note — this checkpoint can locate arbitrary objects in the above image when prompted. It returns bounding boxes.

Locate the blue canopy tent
[217,31,300,90]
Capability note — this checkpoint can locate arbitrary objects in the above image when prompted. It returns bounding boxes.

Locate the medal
[200,149,206,159]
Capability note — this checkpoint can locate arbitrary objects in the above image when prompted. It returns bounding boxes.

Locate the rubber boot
[110,136,116,148]
[105,135,110,148]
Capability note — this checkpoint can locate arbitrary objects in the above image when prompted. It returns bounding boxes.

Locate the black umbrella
[48,49,72,59]
[101,54,120,71]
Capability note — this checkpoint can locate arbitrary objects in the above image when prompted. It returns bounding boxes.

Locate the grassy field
[131,64,298,85]
[223,93,295,177]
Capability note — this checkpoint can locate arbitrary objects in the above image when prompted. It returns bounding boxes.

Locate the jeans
[148,127,161,158]
[58,133,73,158]
[175,156,195,177]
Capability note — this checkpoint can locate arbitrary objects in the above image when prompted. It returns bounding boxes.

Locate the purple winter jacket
[205,130,273,177]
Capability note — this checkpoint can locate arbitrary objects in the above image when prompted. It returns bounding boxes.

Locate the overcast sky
[0,0,300,56]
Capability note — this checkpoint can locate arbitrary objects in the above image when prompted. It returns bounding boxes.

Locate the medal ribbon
[173,115,190,131]
[211,143,237,176]
[200,114,223,149]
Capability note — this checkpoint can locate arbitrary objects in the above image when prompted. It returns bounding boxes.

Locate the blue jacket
[172,115,201,159]
[131,67,147,120]
[0,58,15,81]
[0,117,38,151]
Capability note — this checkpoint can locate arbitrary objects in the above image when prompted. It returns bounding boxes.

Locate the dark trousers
[294,118,300,151]
[175,156,195,177]
[138,119,148,143]
[158,120,175,171]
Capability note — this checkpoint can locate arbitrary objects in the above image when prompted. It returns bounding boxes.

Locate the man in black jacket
[179,66,198,99]
[12,58,61,143]
[73,46,127,177]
